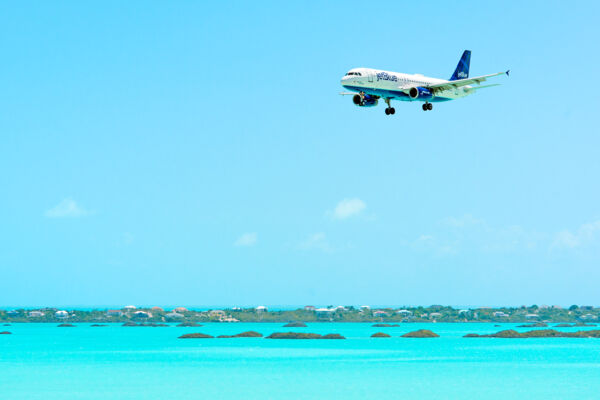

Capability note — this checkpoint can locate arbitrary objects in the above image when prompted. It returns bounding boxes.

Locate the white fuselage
[341,67,473,102]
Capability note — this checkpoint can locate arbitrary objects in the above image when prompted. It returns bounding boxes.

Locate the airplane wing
[426,70,509,93]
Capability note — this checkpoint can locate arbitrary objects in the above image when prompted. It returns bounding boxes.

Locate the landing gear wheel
[422,104,428,111]
[427,103,433,110]
[390,107,395,115]
[385,108,390,115]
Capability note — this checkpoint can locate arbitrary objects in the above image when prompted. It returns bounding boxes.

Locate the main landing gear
[384,98,395,115]
[422,102,433,111]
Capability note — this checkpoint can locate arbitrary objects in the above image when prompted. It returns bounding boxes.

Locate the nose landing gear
[422,102,433,111]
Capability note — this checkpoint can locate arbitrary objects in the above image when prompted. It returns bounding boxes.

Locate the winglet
[506,70,510,76]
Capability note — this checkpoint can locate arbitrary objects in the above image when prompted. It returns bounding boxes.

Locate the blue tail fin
[450,50,471,81]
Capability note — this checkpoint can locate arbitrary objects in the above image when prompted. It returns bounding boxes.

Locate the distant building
[151,307,164,313]
[6,310,19,317]
[255,306,267,313]
[304,306,316,311]
[106,310,123,317]
[396,310,413,316]
[359,305,370,312]
[165,312,184,320]
[525,314,539,319]
[458,310,470,315]
[28,311,44,318]
[315,308,334,318]
[429,312,442,319]
[123,305,137,311]
[494,311,509,318]
[209,310,226,317]
[55,310,69,319]
[173,307,188,313]
[373,310,389,317]
[133,311,152,319]
[580,313,598,321]
[232,307,242,312]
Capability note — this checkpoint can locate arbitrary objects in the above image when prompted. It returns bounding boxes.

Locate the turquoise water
[2,323,600,399]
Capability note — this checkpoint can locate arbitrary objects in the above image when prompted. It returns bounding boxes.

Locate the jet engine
[408,87,433,100]
[352,94,379,107]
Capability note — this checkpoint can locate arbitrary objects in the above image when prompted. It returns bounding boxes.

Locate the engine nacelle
[352,94,379,107]
[408,87,433,100]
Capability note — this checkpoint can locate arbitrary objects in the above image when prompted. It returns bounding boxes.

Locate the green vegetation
[0,305,598,324]
[266,332,345,339]
[402,329,439,338]
[283,322,307,327]
[371,332,391,338]
[217,331,263,338]
[178,333,214,339]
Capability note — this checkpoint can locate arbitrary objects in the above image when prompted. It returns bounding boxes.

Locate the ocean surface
[1,322,600,399]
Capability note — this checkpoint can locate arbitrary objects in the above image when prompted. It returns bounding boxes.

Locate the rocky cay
[266,332,345,339]
[401,329,440,338]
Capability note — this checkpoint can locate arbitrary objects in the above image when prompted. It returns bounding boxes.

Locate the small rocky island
[57,323,75,327]
[371,332,391,338]
[266,332,345,339]
[517,322,548,328]
[178,333,214,339]
[0,331,11,334]
[372,323,400,327]
[217,331,263,338]
[402,329,440,338]
[283,322,307,327]
[464,329,600,338]
[90,324,107,327]
[177,322,203,327]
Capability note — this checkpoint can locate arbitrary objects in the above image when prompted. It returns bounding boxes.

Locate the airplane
[340,50,509,114]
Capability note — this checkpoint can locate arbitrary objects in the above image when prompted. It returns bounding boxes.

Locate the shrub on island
[402,329,439,338]
[517,322,548,328]
[371,332,391,338]
[177,322,203,327]
[266,332,346,339]
[178,333,214,339]
[217,331,263,338]
[283,322,307,327]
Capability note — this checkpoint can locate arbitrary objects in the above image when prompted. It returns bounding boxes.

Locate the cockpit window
[345,72,362,76]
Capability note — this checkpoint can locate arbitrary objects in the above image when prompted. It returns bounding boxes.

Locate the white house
[494,311,509,318]
[396,309,413,316]
[28,311,44,318]
[429,312,442,319]
[106,309,123,317]
[315,308,334,318]
[304,305,316,311]
[373,310,389,317]
[55,310,69,319]
[165,312,184,319]
[6,310,19,316]
[255,306,267,313]
[173,307,188,313]
[123,305,137,311]
[525,314,540,319]
[359,305,370,312]
[133,311,152,319]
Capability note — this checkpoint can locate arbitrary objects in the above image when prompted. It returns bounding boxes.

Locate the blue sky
[1,1,599,307]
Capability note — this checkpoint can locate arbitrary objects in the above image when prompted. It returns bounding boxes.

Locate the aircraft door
[368,72,374,83]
